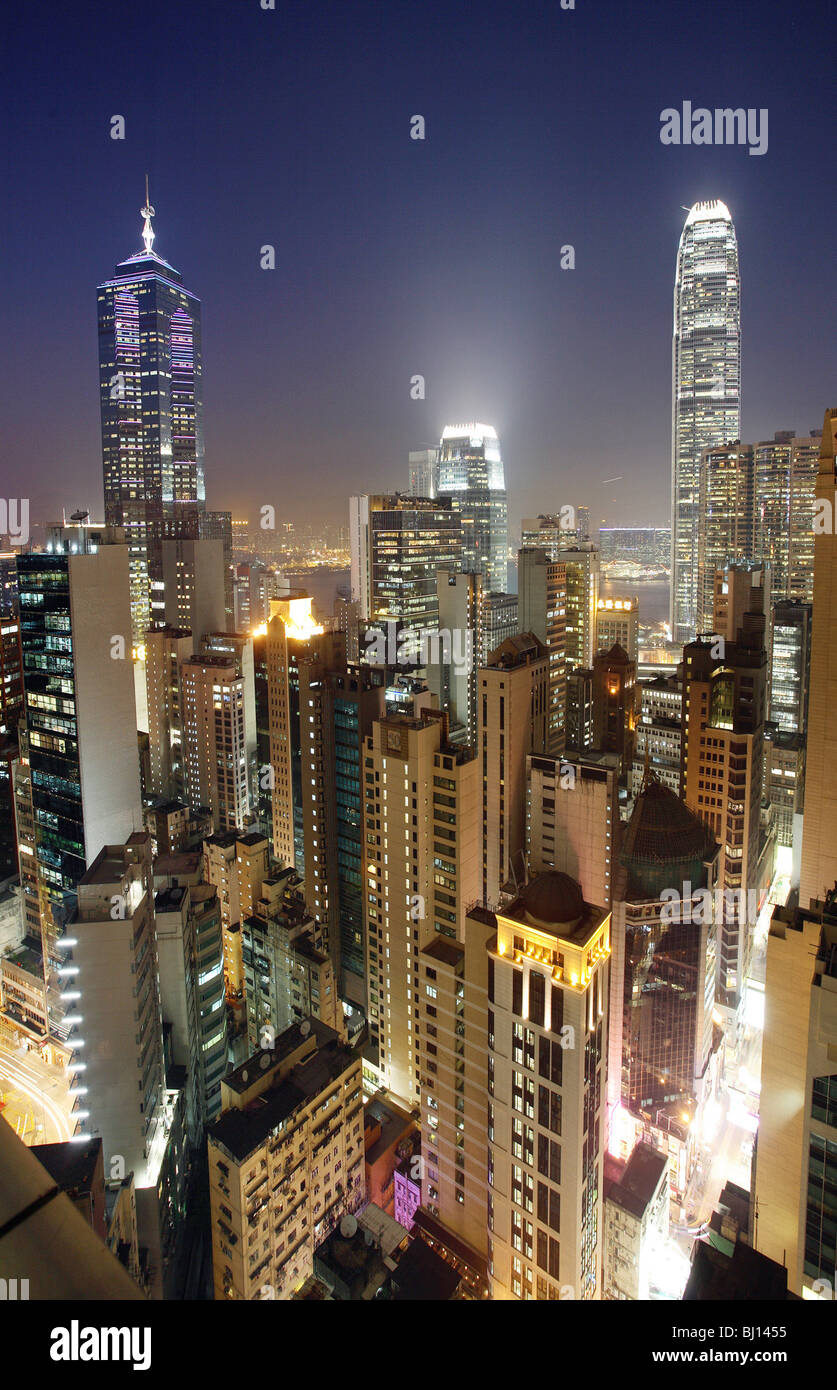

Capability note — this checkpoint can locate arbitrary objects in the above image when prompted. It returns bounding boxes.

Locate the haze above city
[3,0,834,535]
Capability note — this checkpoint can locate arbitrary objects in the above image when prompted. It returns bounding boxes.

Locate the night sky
[2,0,834,538]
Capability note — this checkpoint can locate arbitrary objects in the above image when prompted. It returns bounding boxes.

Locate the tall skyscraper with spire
[97,183,206,641]
[670,201,740,645]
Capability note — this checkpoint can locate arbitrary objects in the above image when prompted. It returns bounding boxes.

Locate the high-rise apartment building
[479,635,549,906]
[155,878,227,1137]
[437,424,508,591]
[681,606,768,1019]
[566,667,594,752]
[527,754,620,910]
[362,711,479,1104]
[161,538,226,638]
[631,673,682,796]
[487,871,611,1300]
[203,830,270,1007]
[755,893,837,1297]
[98,194,205,641]
[199,510,234,629]
[180,655,251,834]
[241,894,339,1051]
[299,663,384,1005]
[558,544,600,670]
[208,1020,365,1300]
[671,201,741,644]
[418,910,495,1258]
[596,596,638,665]
[518,548,567,758]
[145,627,194,801]
[426,568,482,746]
[696,443,755,634]
[480,591,519,663]
[800,411,837,907]
[68,834,186,1295]
[265,595,342,874]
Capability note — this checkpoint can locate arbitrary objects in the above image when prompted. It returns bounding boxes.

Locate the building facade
[670,201,741,645]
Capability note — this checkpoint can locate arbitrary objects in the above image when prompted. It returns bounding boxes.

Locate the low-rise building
[603,1141,669,1300]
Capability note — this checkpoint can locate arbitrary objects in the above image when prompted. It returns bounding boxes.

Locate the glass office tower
[438,423,508,591]
[97,191,206,641]
[670,201,740,645]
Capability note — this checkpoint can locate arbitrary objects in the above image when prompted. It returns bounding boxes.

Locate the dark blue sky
[2,0,833,537]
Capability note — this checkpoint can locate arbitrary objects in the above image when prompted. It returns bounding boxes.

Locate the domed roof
[619,776,717,899]
[521,871,585,929]
[622,779,713,863]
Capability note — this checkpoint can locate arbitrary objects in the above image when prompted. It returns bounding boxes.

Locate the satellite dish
[70,510,89,523]
[340,1214,358,1238]
[300,1020,311,1037]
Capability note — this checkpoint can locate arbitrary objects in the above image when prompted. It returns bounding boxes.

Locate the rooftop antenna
[141,175,155,256]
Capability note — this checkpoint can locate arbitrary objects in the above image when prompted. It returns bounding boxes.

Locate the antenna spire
[140,175,155,256]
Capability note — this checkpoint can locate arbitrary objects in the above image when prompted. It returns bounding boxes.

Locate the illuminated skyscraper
[800,410,837,906]
[437,424,508,591]
[487,871,611,1300]
[694,442,755,634]
[670,201,741,645]
[349,494,461,640]
[98,187,205,641]
[755,430,820,603]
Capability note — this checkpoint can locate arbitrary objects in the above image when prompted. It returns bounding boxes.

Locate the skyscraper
[486,871,611,1300]
[98,188,206,642]
[363,710,479,1105]
[437,424,508,591]
[479,635,549,905]
[800,410,837,906]
[670,201,741,645]
[681,581,768,1022]
[695,443,755,634]
[755,892,837,1297]
[755,430,820,603]
[518,548,567,758]
[348,494,461,641]
[16,542,143,1006]
[408,446,440,497]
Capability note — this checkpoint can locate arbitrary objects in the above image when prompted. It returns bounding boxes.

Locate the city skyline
[3,1,835,539]
[2,0,836,1333]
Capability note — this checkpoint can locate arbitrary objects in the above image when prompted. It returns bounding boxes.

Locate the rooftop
[33,1137,102,1193]
[422,936,464,969]
[608,1142,667,1218]
[209,1021,357,1163]
[390,1237,461,1300]
[501,870,604,946]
